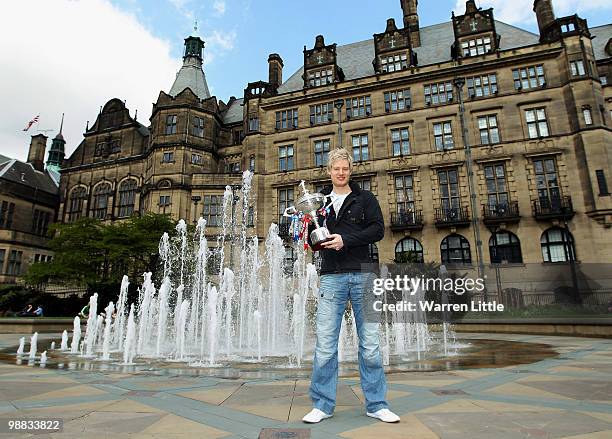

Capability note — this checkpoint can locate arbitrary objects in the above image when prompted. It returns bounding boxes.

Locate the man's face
[329,159,351,187]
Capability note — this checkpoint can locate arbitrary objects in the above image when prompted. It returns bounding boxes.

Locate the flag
[23,115,40,132]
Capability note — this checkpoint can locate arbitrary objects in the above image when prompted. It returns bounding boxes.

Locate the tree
[25,214,177,294]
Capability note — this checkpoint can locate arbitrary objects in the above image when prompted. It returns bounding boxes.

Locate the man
[303,148,400,424]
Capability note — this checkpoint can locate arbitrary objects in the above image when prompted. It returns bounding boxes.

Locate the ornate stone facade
[58,0,612,271]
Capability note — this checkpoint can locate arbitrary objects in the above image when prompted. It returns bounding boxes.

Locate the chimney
[400,0,420,47]
[533,0,556,36]
[27,134,47,172]
[268,53,284,89]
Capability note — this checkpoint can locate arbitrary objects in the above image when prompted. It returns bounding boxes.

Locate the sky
[1,0,610,162]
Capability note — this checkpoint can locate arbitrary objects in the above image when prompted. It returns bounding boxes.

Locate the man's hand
[321,234,344,251]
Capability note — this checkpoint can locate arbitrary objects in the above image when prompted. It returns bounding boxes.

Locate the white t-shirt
[330,190,350,216]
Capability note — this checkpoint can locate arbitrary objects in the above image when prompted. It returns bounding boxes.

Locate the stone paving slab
[0,333,610,438]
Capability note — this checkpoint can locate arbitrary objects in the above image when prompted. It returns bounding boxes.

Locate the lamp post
[191,195,201,224]
[454,77,487,301]
[334,98,344,149]
[228,185,240,271]
[562,206,581,304]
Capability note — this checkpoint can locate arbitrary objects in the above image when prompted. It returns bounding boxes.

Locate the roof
[0,159,59,194]
[278,20,540,94]
[169,56,211,100]
[0,153,10,164]
[222,98,244,124]
[591,24,612,61]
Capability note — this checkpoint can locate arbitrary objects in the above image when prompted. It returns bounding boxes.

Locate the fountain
[16,337,24,356]
[28,333,38,360]
[9,171,475,375]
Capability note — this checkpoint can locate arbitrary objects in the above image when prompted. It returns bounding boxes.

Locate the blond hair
[327,148,353,172]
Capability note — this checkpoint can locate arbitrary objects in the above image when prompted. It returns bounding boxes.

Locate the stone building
[0,133,62,283]
[58,1,611,281]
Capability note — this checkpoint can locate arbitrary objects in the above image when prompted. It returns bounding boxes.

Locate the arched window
[441,234,471,264]
[489,231,522,263]
[395,238,424,263]
[118,179,137,217]
[541,227,576,262]
[92,183,112,220]
[67,186,87,222]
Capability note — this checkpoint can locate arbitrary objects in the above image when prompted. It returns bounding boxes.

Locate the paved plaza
[0,332,611,438]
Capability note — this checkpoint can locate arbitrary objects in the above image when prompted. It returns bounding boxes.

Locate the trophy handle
[283,206,298,218]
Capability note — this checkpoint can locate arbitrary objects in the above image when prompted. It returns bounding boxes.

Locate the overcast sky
[1,0,610,162]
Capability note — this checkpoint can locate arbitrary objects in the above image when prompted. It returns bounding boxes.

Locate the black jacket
[308,181,384,274]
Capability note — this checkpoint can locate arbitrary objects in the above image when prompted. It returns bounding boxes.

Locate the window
[600,76,608,86]
[484,163,509,208]
[7,250,22,275]
[467,73,498,98]
[380,52,408,72]
[165,115,177,135]
[513,65,545,90]
[248,116,259,132]
[279,145,294,171]
[0,201,15,228]
[226,162,240,173]
[191,116,204,137]
[438,169,460,209]
[346,96,371,118]
[384,89,411,112]
[233,129,244,144]
[596,170,609,195]
[570,60,586,76]
[478,115,500,145]
[203,195,223,227]
[247,206,255,227]
[561,22,575,32]
[278,188,294,224]
[525,108,550,138]
[583,108,593,125]
[159,195,171,207]
[314,139,330,167]
[533,158,560,203]
[461,36,492,57]
[31,209,50,235]
[369,243,379,263]
[490,231,522,264]
[395,238,424,263]
[351,134,369,162]
[162,151,174,163]
[0,249,4,273]
[433,121,454,150]
[275,109,298,130]
[67,187,87,222]
[310,102,333,125]
[441,234,471,264]
[249,155,255,172]
[308,68,334,87]
[91,183,111,220]
[425,81,453,105]
[314,182,330,194]
[394,174,414,214]
[541,227,575,262]
[354,178,371,192]
[118,179,137,217]
[284,246,297,273]
[191,154,203,165]
[391,128,410,156]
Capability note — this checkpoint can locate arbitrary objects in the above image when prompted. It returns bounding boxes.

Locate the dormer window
[461,36,492,57]
[308,68,333,87]
[380,53,408,72]
[561,22,575,33]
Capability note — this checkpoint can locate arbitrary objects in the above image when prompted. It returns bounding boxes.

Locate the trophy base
[311,228,333,252]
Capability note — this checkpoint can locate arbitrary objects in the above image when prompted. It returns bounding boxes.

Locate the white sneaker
[302,408,333,423]
[366,408,400,423]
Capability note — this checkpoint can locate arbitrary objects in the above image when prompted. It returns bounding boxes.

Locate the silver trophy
[283,181,333,251]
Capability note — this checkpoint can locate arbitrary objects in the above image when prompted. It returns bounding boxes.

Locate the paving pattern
[0,333,611,438]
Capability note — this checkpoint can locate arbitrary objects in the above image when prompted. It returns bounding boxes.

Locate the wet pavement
[0,332,610,438]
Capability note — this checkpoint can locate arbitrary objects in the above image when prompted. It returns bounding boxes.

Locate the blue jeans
[309,272,388,414]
